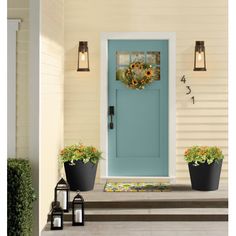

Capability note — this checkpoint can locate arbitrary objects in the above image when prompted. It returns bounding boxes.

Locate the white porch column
[7,19,21,157]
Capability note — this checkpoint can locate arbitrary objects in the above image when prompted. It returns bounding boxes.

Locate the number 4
[181,75,186,83]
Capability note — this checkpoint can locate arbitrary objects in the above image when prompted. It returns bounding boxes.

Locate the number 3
[186,86,191,95]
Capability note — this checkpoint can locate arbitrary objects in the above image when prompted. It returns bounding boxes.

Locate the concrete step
[81,198,228,209]
[47,208,228,222]
[60,197,228,210]
[48,184,228,223]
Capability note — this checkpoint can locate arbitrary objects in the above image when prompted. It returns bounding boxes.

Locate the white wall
[64,0,228,182]
[8,1,40,234]
[9,0,65,232]
[39,0,64,232]
[8,0,29,158]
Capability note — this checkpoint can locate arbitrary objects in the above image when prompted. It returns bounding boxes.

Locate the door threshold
[99,176,176,184]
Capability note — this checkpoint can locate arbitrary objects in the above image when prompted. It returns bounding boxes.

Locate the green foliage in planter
[60,143,102,165]
[8,159,36,236]
[184,146,224,166]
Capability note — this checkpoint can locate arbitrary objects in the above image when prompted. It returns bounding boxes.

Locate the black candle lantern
[77,41,90,72]
[193,41,207,71]
[72,193,85,226]
[50,203,63,230]
[54,178,69,212]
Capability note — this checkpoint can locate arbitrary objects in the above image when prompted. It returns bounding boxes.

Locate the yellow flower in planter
[60,144,103,191]
[184,146,224,191]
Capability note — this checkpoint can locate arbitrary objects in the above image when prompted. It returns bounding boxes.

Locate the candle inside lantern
[57,191,67,210]
[53,216,61,227]
[74,209,82,223]
[80,52,86,61]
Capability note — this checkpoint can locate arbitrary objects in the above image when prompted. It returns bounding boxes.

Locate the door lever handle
[109,106,115,129]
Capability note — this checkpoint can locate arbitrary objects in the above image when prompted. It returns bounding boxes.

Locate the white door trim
[100,32,176,180]
[7,19,21,157]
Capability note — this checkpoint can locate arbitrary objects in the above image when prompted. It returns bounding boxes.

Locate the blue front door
[108,40,168,176]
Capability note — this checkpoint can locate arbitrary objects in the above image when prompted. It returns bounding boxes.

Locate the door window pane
[146,52,160,65]
[153,66,160,80]
[116,51,161,81]
[116,66,128,81]
[131,52,145,63]
[116,52,130,65]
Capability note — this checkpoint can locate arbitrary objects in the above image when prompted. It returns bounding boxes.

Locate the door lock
[108,106,115,129]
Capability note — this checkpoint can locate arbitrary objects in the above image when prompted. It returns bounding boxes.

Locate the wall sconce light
[77,41,90,72]
[193,41,206,71]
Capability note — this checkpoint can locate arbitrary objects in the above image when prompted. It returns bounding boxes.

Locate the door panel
[116,89,160,158]
[108,40,168,176]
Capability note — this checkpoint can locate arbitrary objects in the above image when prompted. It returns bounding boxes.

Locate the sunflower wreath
[116,61,160,90]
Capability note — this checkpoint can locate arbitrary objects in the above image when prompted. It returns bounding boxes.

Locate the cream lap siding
[40,0,64,231]
[8,0,29,158]
[64,0,227,182]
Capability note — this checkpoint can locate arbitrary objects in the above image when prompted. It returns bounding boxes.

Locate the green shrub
[8,159,36,236]
[184,146,224,166]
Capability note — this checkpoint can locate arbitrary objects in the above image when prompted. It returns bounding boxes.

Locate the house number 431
[180,75,195,104]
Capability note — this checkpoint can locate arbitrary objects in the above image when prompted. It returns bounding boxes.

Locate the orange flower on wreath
[140,79,145,84]
[130,63,135,69]
[131,79,138,85]
[145,69,153,78]
[135,62,141,68]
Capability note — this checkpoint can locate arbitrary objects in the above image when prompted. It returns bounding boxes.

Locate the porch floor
[42,221,228,236]
[69,182,228,202]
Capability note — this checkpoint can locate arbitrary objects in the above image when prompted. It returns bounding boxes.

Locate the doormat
[104,182,170,192]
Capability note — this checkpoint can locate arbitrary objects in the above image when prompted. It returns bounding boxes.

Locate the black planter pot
[188,159,223,191]
[64,160,98,191]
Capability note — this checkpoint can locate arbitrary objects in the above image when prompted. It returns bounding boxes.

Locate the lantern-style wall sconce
[72,193,85,226]
[54,178,69,212]
[50,203,64,230]
[77,41,90,71]
[193,41,206,71]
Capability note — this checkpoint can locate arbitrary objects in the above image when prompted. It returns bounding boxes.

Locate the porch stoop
[42,184,228,234]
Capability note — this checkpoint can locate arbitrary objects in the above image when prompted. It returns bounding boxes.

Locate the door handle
[109,106,115,129]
